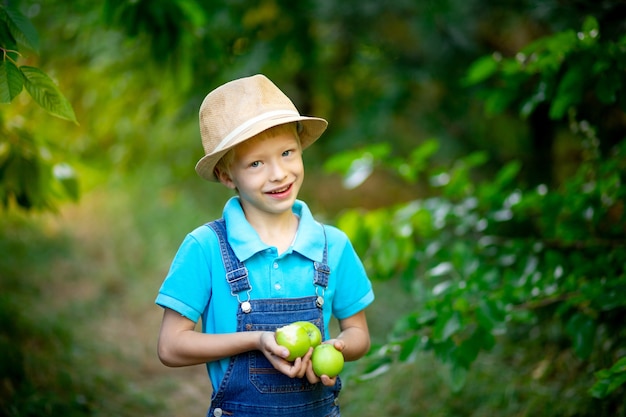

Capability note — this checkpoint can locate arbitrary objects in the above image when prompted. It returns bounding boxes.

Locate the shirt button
[273,262,279,269]
[274,283,281,290]
[213,408,223,417]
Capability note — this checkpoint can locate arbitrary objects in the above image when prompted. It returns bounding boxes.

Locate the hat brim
[195,115,327,182]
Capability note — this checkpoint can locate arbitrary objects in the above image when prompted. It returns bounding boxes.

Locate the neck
[245,209,299,254]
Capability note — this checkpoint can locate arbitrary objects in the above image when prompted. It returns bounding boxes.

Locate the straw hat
[195,74,328,181]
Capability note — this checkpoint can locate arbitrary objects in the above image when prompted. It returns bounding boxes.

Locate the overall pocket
[248,350,317,393]
[246,315,323,394]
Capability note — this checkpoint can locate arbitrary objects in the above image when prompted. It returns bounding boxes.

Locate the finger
[305,364,321,384]
[301,346,313,364]
[321,374,337,387]
[270,344,291,360]
[277,346,290,359]
[277,359,300,378]
[291,357,307,379]
[262,331,291,359]
[333,339,346,351]
[289,347,310,378]
[272,343,291,360]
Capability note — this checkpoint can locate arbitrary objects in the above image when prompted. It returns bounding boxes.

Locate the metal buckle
[232,287,253,313]
[315,286,325,308]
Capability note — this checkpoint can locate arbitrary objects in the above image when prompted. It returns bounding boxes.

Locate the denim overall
[206,219,341,417]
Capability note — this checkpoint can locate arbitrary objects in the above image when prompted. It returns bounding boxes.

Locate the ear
[216,168,237,190]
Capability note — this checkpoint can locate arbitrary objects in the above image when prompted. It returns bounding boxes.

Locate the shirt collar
[222,197,325,263]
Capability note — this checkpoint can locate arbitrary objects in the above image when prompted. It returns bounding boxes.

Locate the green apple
[311,344,344,377]
[275,323,311,361]
[293,321,322,348]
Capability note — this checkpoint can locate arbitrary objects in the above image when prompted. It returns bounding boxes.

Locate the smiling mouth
[268,184,292,194]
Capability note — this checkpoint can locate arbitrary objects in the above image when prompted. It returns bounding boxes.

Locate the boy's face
[219,129,304,218]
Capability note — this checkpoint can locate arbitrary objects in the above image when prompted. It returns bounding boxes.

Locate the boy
[156,74,374,417]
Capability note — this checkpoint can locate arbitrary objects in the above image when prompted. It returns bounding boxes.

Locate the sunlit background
[1,1,625,416]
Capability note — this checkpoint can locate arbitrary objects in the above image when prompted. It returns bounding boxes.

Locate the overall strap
[313,226,330,287]
[207,219,331,310]
[313,225,330,307]
[206,219,252,312]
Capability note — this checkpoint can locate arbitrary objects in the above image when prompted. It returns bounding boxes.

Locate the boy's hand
[258,331,313,379]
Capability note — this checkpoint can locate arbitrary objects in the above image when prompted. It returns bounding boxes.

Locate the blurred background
[1,0,625,416]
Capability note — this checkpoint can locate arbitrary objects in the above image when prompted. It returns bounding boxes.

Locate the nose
[269,160,288,181]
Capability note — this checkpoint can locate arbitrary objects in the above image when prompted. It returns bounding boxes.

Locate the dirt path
[49,192,214,416]
[103,304,212,416]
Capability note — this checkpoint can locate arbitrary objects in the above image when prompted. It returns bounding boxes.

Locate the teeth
[271,186,289,193]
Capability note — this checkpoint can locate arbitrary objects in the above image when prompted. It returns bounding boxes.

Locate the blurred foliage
[465,15,626,154]
[332,16,626,416]
[3,0,626,209]
[1,0,625,416]
[0,3,78,210]
[0,215,162,416]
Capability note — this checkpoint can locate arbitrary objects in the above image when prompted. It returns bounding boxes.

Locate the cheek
[292,158,304,173]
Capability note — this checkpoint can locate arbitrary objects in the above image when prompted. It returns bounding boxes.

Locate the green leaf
[589,376,612,399]
[609,356,626,373]
[356,354,393,381]
[565,313,596,359]
[448,363,468,392]
[484,88,517,115]
[590,366,626,399]
[0,60,24,103]
[399,139,440,180]
[476,299,505,331]
[462,151,489,168]
[433,310,462,342]
[582,16,599,37]
[323,142,391,176]
[494,160,522,188]
[416,309,438,326]
[604,372,626,395]
[20,66,77,123]
[0,17,19,61]
[3,4,40,53]
[376,237,401,277]
[520,81,548,118]
[542,29,578,58]
[589,356,626,398]
[549,66,584,119]
[464,54,499,86]
[456,336,479,366]
[397,335,420,361]
[433,339,457,363]
[177,0,208,27]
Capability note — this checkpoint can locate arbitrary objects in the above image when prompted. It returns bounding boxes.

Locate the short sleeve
[155,228,216,323]
[328,227,375,320]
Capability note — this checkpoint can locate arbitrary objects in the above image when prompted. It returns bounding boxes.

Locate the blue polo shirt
[156,197,374,389]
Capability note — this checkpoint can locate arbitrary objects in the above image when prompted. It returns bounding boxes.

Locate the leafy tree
[2,1,625,414]
[331,16,625,416]
[0,3,78,210]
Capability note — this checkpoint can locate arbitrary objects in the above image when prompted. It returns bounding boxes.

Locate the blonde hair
[214,122,301,180]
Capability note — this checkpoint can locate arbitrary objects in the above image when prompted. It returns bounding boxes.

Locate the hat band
[212,109,300,153]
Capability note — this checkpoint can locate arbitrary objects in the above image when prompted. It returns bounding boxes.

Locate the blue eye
[250,161,261,168]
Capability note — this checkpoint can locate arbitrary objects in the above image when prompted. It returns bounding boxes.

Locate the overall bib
[206,219,341,417]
